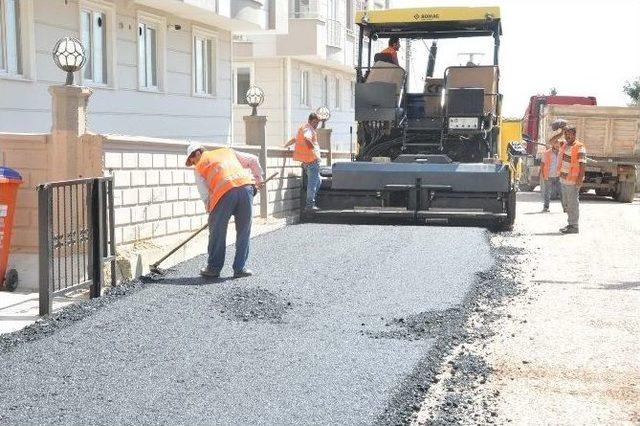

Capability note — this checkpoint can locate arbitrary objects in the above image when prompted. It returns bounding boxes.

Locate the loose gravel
[410,234,527,425]
[0,224,498,425]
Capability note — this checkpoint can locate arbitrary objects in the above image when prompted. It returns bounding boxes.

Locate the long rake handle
[151,223,209,269]
[150,172,279,269]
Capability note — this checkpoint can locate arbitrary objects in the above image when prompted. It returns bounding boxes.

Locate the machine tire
[615,181,636,203]
[495,189,516,232]
[4,269,18,292]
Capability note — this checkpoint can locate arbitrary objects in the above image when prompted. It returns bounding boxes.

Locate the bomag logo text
[414,13,440,20]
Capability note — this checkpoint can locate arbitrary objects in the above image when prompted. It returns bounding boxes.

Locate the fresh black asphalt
[0,224,492,425]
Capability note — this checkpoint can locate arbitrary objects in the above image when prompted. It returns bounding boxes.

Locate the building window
[350,81,355,109]
[293,0,311,18]
[300,69,310,106]
[334,76,341,110]
[194,36,215,96]
[327,0,337,20]
[346,0,354,31]
[322,74,329,107]
[0,0,21,75]
[81,9,107,84]
[234,64,253,104]
[267,0,276,30]
[138,22,157,88]
[137,13,165,91]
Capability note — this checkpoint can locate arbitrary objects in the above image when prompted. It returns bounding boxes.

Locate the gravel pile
[366,308,461,341]
[213,287,292,323]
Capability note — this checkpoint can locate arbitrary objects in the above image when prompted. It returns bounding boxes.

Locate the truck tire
[615,181,636,203]
[595,189,612,197]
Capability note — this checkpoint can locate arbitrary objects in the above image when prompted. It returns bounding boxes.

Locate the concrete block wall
[104,135,352,247]
[264,149,304,216]
[104,136,265,246]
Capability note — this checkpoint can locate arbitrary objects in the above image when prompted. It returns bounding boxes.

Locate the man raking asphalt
[147,143,281,278]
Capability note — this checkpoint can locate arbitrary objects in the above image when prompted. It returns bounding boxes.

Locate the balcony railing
[327,19,343,48]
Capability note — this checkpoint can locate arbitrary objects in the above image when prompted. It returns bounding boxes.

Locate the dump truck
[305,6,516,230]
[529,105,640,202]
[519,95,597,191]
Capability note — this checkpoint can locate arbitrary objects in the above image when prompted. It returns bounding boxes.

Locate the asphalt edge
[374,229,527,425]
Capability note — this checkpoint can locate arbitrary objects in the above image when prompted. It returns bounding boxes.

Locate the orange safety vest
[540,148,559,180]
[195,148,253,212]
[293,123,319,164]
[380,46,399,65]
[557,141,585,184]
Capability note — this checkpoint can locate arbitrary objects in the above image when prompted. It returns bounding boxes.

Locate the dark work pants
[207,185,253,273]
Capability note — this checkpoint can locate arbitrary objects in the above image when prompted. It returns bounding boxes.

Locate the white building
[0,0,284,143]
[232,0,388,151]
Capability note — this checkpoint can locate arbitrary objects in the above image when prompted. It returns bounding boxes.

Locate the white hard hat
[185,142,205,166]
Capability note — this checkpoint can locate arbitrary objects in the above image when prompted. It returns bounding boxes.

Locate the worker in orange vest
[284,113,322,211]
[557,126,587,234]
[540,136,562,212]
[379,36,401,66]
[186,143,264,278]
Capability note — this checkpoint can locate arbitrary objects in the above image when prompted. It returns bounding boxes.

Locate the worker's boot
[542,206,549,213]
[560,225,579,234]
[233,268,253,278]
[200,267,220,278]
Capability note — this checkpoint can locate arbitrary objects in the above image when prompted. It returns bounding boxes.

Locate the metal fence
[37,177,116,315]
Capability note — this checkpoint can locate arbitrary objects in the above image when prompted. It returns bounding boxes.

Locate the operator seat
[365,61,405,108]
[445,66,499,116]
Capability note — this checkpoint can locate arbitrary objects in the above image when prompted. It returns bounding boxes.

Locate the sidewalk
[486,192,640,423]
[412,190,640,425]
[0,217,289,335]
[0,292,77,334]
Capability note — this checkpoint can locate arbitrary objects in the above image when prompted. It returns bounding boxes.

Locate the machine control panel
[448,117,479,129]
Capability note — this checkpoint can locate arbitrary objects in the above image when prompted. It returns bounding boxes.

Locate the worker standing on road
[540,136,563,212]
[379,36,401,66]
[557,126,586,234]
[284,113,322,211]
[186,143,264,278]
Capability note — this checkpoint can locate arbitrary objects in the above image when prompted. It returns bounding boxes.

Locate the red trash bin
[0,167,22,291]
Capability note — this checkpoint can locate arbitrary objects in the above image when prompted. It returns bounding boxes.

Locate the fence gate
[37,177,116,316]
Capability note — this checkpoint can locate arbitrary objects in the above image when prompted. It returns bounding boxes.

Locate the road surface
[0,224,492,425]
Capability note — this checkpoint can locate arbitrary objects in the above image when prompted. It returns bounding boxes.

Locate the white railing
[327,19,343,48]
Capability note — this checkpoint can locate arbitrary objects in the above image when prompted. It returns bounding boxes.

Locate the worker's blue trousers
[303,160,321,208]
[207,185,253,273]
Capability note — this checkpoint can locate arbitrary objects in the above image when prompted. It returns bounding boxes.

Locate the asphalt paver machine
[307,7,516,230]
